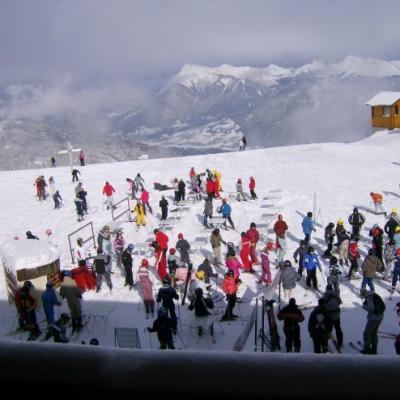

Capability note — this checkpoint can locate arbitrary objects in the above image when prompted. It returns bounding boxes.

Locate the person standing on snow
[249,176,257,200]
[74,195,85,222]
[121,244,135,289]
[390,249,400,293]
[302,212,316,245]
[240,232,253,273]
[178,179,186,202]
[210,228,226,266]
[218,198,235,230]
[79,150,85,166]
[274,215,288,266]
[159,195,169,220]
[293,240,308,280]
[146,307,175,349]
[308,298,331,354]
[259,244,272,285]
[385,208,400,241]
[361,249,384,292]
[102,181,115,210]
[203,198,213,227]
[384,240,396,282]
[370,192,386,216]
[323,284,343,350]
[220,270,239,321]
[76,183,88,214]
[348,238,360,280]
[53,190,62,209]
[135,173,145,192]
[60,270,83,333]
[113,230,126,271]
[42,281,62,340]
[277,298,304,353]
[154,229,169,280]
[369,223,384,261]
[137,259,155,318]
[281,260,298,302]
[176,233,191,265]
[323,223,335,258]
[157,278,179,330]
[304,247,322,291]
[236,178,247,201]
[93,248,112,292]
[72,169,81,182]
[246,222,260,264]
[140,188,153,214]
[348,207,365,240]
[133,200,146,230]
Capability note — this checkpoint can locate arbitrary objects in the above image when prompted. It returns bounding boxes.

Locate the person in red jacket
[206,179,214,201]
[79,150,85,166]
[221,270,239,321]
[140,189,153,214]
[246,222,260,264]
[154,229,169,281]
[102,181,115,210]
[249,176,257,200]
[240,232,253,272]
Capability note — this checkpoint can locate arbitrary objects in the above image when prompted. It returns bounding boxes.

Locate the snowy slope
[1,130,400,353]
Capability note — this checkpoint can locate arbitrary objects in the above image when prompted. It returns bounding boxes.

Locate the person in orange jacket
[221,270,239,321]
[370,192,386,216]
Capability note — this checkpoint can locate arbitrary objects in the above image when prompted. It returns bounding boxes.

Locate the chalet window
[383,106,391,117]
[395,105,399,115]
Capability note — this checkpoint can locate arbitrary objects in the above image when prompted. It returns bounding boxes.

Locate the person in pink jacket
[226,255,243,279]
[137,259,155,319]
[140,189,153,214]
[259,245,272,285]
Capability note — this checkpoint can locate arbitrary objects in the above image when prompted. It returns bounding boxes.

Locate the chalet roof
[366,91,400,106]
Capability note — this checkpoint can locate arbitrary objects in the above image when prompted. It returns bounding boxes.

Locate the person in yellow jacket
[133,201,146,230]
[212,169,222,191]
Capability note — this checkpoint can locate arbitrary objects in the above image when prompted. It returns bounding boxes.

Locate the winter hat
[250,176,254,180]
[178,233,184,239]
[289,298,296,306]
[396,248,400,257]
[226,269,234,277]
[237,178,242,183]
[307,212,312,218]
[153,229,159,234]
[162,277,171,286]
[89,338,99,345]
[23,281,33,289]
[283,260,292,268]
[250,222,256,228]
[330,256,338,264]
[46,281,54,288]
[127,244,134,252]
[195,270,205,280]
[278,214,283,220]
[142,259,149,267]
[241,232,246,238]
[169,248,176,255]
[78,260,86,267]
[222,198,226,204]
[353,207,358,213]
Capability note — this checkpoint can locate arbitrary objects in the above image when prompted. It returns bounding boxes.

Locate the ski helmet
[77,237,83,244]
[337,219,344,225]
[283,260,292,268]
[195,270,205,280]
[127,244,134,252]
[278,214,283,220]
[250,222,256,228]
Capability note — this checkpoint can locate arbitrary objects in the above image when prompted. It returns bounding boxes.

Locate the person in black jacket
[188,288,214,336]
[26,231,39,240]
[93,248,112,292]
[157,278,179,329]
[72,169,81,182]
[147,307,175,349]
[308,298,331,353]
[323,223,335,258]
[348,207,365,240]
[197,258,218,284]
[159,195,169,220]
[121,244,134,289]
[323,284,343,349]
[178,179,186,202]
[384,209,400,241]
[277,298,305,352]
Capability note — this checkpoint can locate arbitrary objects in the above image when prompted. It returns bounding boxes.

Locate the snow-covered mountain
[1,130,400,352]
[1,56,400,170]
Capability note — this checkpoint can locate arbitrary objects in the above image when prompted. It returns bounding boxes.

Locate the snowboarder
[159,195,169,220]
[146,307,175,349]
[302,212,315,245]
[121,244,134,289]
[236,178,247,201]
[157,278,179,329]
[360,290,385,354]
[308,298,331,353]
[218,198,235,229]
[277,298,304,352]
[176,233,191,265]
[249,176,257,200]
[323,222,335,258]
[220,270,239,321]
[348,207,365,240]
[384,208,400,241]
[72,168,81,182]
[281,260,297,302]
[79,150,85,166]
[210,228,226,265]
[137,259,155,318]
[259,244,272,285]
[102,181,115,210]
[59,271,83,333]
[304,247,322,290]
[323,284,343,349]
[93,248,112,292]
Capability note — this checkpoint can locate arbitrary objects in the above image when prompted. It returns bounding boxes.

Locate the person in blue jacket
[218,199,235,230]
[302,212,316,245]
[42,281,62,339]
[303,247,322,290]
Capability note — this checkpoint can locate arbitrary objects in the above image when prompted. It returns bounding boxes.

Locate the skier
[220,270,239,321]
[335,219,349,249]
[308,298,331,353]
[42,281,62,340]
[74,195,85,222]
[226,251,244,280]
[133,200,146,230]
[146,307,175,349]
[338,232,350,267]
[52,313,70,343]
[277,298,304,352]
[323,284,343,349]
[48,176,56,196]
[281,260,298,302]
[348,237,360,280]
[188,287,215,337]
[384,208,400,241]
[328,256,343,294]
[361,249,384,292]
[197,258,217,284]
[26,231,39,240]
[79,150,85,166]
[189,167,197,191]
[293,240,308,280]
[176,233,191,265]
[157,278,179,330]
[102,181,115,210]
[249,176,257,200]
[38,175,47,200]
[76,183,88,214]
[360,290,385,354]
[322,222,335,258]
[178,179,186,201]
[93,248,112,292]
[113,230,126,270]
[53,190,62,209]
[259,244,272,285]
[59,271,83,333]
[121,244,134,289]
[304,247,322,291]
[126,178,137,199]
[97,225,111,252]
[140,188,153,214]
[245,222,259,264]
[390,249,400,293]
[137,259,155,318]
[210,228,226,265]
[240,232,253,273]
[274,215,288,266]
[212,169,222,192]
[236,178,247,201]
[74,238,87,262]
[167,248,182,279]
[369,223,384,261]
[348,207,365,240]
[370,192,386,216]
[172,178,180,203]
[302,212,315,245]
[383,240,396,281]
[71,168,81,182]
[159,195,169,220]
[218,198,235,229]
[135,173,145,192]
[203,198,213,227]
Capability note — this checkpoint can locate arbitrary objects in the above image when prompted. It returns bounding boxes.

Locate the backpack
[373,293,385,315]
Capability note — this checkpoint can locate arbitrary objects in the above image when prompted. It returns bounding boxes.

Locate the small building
[366,91,400,130]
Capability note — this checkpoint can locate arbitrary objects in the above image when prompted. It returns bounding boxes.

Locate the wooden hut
[366,91,400,130]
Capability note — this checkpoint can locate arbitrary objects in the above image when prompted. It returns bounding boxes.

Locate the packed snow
[1,130,400,354]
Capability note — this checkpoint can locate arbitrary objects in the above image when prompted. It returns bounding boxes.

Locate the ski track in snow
[1,130,400,354]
